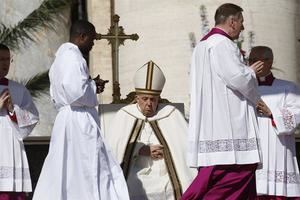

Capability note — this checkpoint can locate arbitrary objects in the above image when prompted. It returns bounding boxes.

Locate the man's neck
[215,25,235,39]
[214,26,229,34]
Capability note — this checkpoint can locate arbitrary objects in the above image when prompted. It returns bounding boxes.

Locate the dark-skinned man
[33,20,129,200]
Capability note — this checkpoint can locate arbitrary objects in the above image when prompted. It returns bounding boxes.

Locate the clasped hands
[93,75,109,94]
[139,144,164,160]
[0,89,14,112]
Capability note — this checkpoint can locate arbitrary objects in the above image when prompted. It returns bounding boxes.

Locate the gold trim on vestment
[146,61,154,90]
[121,119,182,199]
[149,121,182,199]
[135,88,161,95]
[121,119,144,179]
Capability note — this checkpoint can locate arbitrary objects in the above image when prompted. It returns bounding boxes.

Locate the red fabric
[256,195,300,200]
[181,164,258,200]
[200,28,246,59]
[8,111,18,124]
[269,115,276,127]
[201,27,232,41]
[0,192,26,200]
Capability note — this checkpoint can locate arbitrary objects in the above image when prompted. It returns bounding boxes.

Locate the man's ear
[227,16,235,29]
[78,33,86,42]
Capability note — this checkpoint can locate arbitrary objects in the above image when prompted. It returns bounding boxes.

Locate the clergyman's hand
[0,89,9,110]
[250,61,264,77]
[256,99,272,117]
[93,75,109,94]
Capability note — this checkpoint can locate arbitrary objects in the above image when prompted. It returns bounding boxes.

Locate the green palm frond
[23,70,50,99]
[0,0,71,50]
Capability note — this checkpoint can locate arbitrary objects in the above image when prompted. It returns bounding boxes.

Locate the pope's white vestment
[32,43,129,200]
[0,80,39,192]
[256,78,300,197]
[106,104,196,200]
[187,34,261,167]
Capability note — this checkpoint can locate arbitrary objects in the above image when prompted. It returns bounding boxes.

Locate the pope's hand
[139,144,164,160]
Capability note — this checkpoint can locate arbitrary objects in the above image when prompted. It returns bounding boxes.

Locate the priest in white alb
[249,46,300,200]
[182,3,266,200]
[105,61,196,200]
[0,44,39,200]
[32,20,129,200]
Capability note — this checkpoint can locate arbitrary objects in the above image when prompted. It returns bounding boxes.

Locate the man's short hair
[0,43,10,51]
[250,46,274,60]
[70,20,95,38]
[214,3,243,25]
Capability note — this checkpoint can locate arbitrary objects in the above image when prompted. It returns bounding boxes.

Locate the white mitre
[134,60,166,96]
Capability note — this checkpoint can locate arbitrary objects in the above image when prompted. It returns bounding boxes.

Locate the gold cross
[96,14,139,103]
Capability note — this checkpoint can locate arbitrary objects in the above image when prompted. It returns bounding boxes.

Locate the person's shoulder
[56,42,81,58]
[8,80,26,89]
[8,80,29,95]
[196,34,232,50]
[120,104,138,113]
[275,78,296,86]
[274,79,300,91]
[159,104,176,111]
[155,104,177,118]
[208,34,231,46]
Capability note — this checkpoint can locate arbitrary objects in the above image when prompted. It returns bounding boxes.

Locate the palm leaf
[24,70,50,99]
[0,0,71,50]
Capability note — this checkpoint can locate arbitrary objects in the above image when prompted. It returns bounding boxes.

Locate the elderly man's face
[0,49,10,79]
[136,94,159,117]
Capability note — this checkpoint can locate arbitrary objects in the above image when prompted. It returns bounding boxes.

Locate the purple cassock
[181,164,257,200]
[181,28,258,200]
[0,192,25,200]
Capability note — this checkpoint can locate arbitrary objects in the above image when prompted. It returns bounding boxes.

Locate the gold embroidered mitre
[134,60,166,96]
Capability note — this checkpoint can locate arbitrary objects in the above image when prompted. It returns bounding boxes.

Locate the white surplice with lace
[256,79,300,197]
[0,80,39,192]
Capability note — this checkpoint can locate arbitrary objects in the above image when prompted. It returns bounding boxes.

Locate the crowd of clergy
[0,2,299,200]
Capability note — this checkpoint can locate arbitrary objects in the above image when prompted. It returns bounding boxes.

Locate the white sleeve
[272,84,300,135]
[61,52,98,107]
[13,87,39,140]
[212,39,260,105]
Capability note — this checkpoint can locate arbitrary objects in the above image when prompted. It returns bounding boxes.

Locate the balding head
[249,46,273,64]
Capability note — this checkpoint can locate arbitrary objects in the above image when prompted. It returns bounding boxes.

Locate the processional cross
[96,14,139,103]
